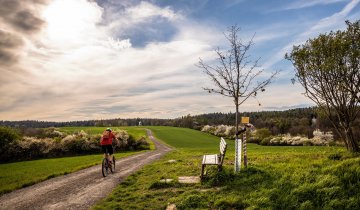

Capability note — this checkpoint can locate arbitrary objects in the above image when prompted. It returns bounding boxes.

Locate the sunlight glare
[43,0,102,43]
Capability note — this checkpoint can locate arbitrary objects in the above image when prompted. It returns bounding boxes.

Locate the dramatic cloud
[0,0,48,32]
[0,0,358,121]
[0,0,48,66]
[0,30,23,65]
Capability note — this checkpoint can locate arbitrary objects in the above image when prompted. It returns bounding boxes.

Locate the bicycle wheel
[112,156,116,172]
[102,158,109,177]
[109,158,113,173]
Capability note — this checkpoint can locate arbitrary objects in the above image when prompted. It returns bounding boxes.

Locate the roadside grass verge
[0,151,142,195]
[94,126,360,210]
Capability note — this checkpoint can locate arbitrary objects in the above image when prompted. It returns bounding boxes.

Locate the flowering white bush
[78,130,88,138]
[214,125,227,136]
[201,125,238,139]
[224,126,235,138]
[267,129,334,146]
[201,125,336,147]
[201,125,215,134]
[312,129,334,145]
[62,134,76,142]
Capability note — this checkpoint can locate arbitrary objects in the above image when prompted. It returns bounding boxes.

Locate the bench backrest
[219,137,227,165]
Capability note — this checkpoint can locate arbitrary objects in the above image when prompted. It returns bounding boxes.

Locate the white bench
[201,137,227,179]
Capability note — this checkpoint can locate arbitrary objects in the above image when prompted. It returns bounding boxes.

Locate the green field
[0,126,150,195]
[94,126,360,210]
[148,126,224,151]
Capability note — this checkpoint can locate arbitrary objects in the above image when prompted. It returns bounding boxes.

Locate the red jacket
[100,132,116,145]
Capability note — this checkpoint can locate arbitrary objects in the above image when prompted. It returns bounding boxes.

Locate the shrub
[260,137,272,145]
[0,126,20,149]
[255,128,272,140]
[214,125,227,137]
[201,125,215,134]
[224,126,235,138]
[43,127,64,138]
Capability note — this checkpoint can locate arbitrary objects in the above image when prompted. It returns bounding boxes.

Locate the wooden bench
[201,137,227,179]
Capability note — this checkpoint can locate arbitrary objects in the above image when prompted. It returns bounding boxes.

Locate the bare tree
[197,26,279,167]
[286,20,360,152]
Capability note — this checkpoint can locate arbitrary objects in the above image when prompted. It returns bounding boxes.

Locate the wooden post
[241,117,249,168]
[243,130,247,167]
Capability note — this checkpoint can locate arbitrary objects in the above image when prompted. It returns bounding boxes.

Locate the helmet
[106,128,112,132]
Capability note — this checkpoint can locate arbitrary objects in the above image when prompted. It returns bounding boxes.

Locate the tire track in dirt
[0,129,172,210]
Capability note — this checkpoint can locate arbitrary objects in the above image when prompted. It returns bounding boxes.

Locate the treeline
[188,108,360,140]
[1,107,359,140]
[0,118,173,128]
[1,108,318,128]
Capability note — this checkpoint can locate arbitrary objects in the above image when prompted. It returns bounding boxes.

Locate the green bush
[260,136,272,145]
[0,126,20,149]
[255,128,272,141]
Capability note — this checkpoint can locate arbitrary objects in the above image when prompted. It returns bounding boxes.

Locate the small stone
[178,176,200,184]
[166,203,177,210]
[168,160,177,163]
[159,179,173,183]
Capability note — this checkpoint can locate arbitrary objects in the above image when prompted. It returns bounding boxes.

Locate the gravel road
[0,129,172,210]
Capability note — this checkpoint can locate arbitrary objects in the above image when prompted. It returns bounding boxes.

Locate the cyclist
[100,128,116,165]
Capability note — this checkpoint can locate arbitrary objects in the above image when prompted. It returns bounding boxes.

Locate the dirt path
[0,129,172,210]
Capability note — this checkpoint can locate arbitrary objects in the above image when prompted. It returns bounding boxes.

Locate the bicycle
[102,153,116,177]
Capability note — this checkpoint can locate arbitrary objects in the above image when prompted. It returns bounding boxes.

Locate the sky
[0,0,359,121]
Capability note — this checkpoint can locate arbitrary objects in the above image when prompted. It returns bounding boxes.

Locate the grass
[94,126,360,210]
[0,126,151,195]
[148,126,224,151]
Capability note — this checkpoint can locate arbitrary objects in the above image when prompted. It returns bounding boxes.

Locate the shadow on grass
[202,166,274,190]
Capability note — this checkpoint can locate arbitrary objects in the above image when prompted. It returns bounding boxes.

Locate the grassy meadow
[94,126,360,210]
[0,126,150,195]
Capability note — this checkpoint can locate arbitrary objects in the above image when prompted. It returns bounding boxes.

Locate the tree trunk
[344,127,359,152]
[234,101,241,172]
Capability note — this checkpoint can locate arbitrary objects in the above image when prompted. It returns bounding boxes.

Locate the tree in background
[197,25,279,167]
[286,20,360,152]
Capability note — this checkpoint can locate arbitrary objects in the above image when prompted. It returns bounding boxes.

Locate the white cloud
[125,1,180,22]
[283,0,348,10]
[105,1,183,39]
